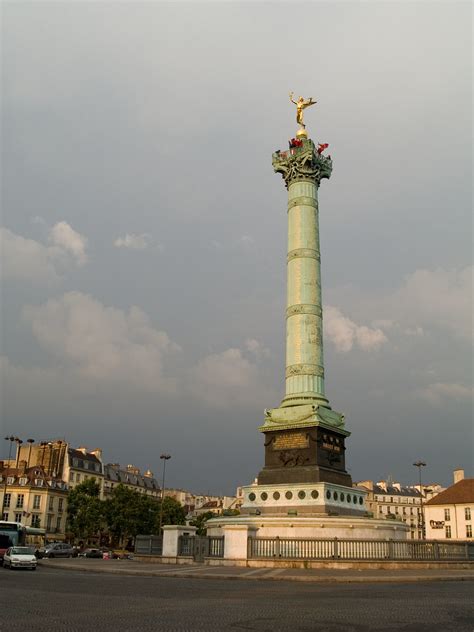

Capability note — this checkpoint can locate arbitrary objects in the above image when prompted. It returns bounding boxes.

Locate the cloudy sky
[1,1,472,495]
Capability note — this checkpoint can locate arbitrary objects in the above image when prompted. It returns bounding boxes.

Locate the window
[76,473,81,482]
[31,515,41,528]
[56,517,62,532]
[465,508,471,521]
[46,515,53,531]
[467,525,472,538]
[2,512,9,521]
[58,498,63,512]
[49,497,54,511]
[69,472,74,481]
[15,513,22,523]
[444,508,450,521]
[33,495,41,509]
[16,494,24,509]
[19,477,27,486]
[3,493,11,508]
[445,525,451,539]
[7,477,15,485]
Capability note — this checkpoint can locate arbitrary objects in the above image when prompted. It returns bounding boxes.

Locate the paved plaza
[1,564,472,631]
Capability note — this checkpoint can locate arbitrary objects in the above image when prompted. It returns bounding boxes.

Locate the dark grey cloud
[1,2,472,493]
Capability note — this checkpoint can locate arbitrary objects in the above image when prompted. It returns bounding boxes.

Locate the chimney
[77,447,88,455]
[377,480,387,492]
[144,469,154,478]
[90,448,103,460]
[453,469,465,484]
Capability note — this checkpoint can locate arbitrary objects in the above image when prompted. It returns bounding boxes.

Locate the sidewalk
[39,557,474,584]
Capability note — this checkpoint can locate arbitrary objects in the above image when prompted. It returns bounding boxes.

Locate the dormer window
[19,478,28,485]
[7,477,15,485]
[35,478,44,486]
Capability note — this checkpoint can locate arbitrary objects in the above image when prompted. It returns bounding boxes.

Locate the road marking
[264,568,286,577]
[241,568,269,576]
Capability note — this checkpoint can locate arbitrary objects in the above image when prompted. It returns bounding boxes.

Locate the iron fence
[135,535,163,556]
[208,536,225,558]
[247,537,470,561]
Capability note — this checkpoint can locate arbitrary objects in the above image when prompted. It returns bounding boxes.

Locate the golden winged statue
[289,92,317,128]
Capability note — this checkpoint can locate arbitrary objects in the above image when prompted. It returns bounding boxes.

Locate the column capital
[272,138,332,189]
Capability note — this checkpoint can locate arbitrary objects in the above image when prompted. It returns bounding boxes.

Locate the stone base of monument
[205,480,408,563]
[206,514,409,562]
[239,481,368,517]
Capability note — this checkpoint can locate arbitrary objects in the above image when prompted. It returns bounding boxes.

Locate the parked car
[3,546,37,570]
[37,542,75,559]
[78,548,103,558]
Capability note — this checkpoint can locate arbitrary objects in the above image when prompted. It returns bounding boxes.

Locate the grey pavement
[0,564,473,631]
[38,556,474,584]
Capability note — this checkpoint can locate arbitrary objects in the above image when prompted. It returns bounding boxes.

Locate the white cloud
[245,338,270,359]
[1,227,61,284]
[390,266,473,342]
[188,346,278,409]
[49,221,87,265]
[114,233,152,250]
[22,292,180,393]
[1,223,88,284]
[415,382,473,405]
[324,305,388,352]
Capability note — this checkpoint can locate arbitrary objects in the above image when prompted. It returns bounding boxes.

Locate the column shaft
[282,179,328,407]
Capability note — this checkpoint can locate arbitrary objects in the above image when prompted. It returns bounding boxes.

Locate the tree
[190,511,215,535]
[104,484,161,546]
[67,479,103,542]
[158,496,186,531]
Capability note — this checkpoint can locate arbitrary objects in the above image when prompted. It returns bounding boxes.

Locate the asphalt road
[0,566,472,631]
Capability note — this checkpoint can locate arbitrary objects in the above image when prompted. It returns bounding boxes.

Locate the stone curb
[38,560,474,584]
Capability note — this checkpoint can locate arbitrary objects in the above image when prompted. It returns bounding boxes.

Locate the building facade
[65,447,105,497]
[425,470,473,541]
[103,464,161,499]
[355,480,427,539]
[0,463,68,541]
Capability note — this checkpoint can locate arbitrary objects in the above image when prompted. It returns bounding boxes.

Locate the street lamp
[413,460,426,539]
[158,454,171,535]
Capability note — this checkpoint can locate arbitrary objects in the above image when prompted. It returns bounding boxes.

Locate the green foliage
[158,496,186,531]
[104,484,160,544]
[190,511,215,536]
[67,479,103,540]
[222,509,240,517]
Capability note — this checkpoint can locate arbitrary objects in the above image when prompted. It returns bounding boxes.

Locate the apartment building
[425,470,473,541]
[0,463,68,541]
[103,464,161,499]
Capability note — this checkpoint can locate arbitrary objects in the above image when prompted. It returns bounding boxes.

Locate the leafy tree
[190,511,215,535]
[104,484,161,545]
[157,496,186,531]
[67,479,103,541]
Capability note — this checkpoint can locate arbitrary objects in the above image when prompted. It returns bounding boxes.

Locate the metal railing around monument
[247,537,470,561]
[177,535,224,558]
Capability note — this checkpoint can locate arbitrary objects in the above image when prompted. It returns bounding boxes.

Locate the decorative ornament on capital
[272,92,332,189]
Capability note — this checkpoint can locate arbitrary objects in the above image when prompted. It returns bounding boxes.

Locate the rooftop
[425,479,474,506]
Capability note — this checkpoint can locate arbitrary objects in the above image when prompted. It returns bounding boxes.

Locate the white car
[3,546,37,570]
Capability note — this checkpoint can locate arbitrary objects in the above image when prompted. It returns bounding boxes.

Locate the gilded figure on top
[289,92,317,128]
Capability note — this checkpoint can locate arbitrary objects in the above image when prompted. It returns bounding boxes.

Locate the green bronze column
[258,97,350,488]
[273,139,332,407]
[272,137,332,409]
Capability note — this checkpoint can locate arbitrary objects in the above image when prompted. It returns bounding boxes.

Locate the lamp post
[2,436,17,516]
[158,454,171,535]
[413,460,426,539]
